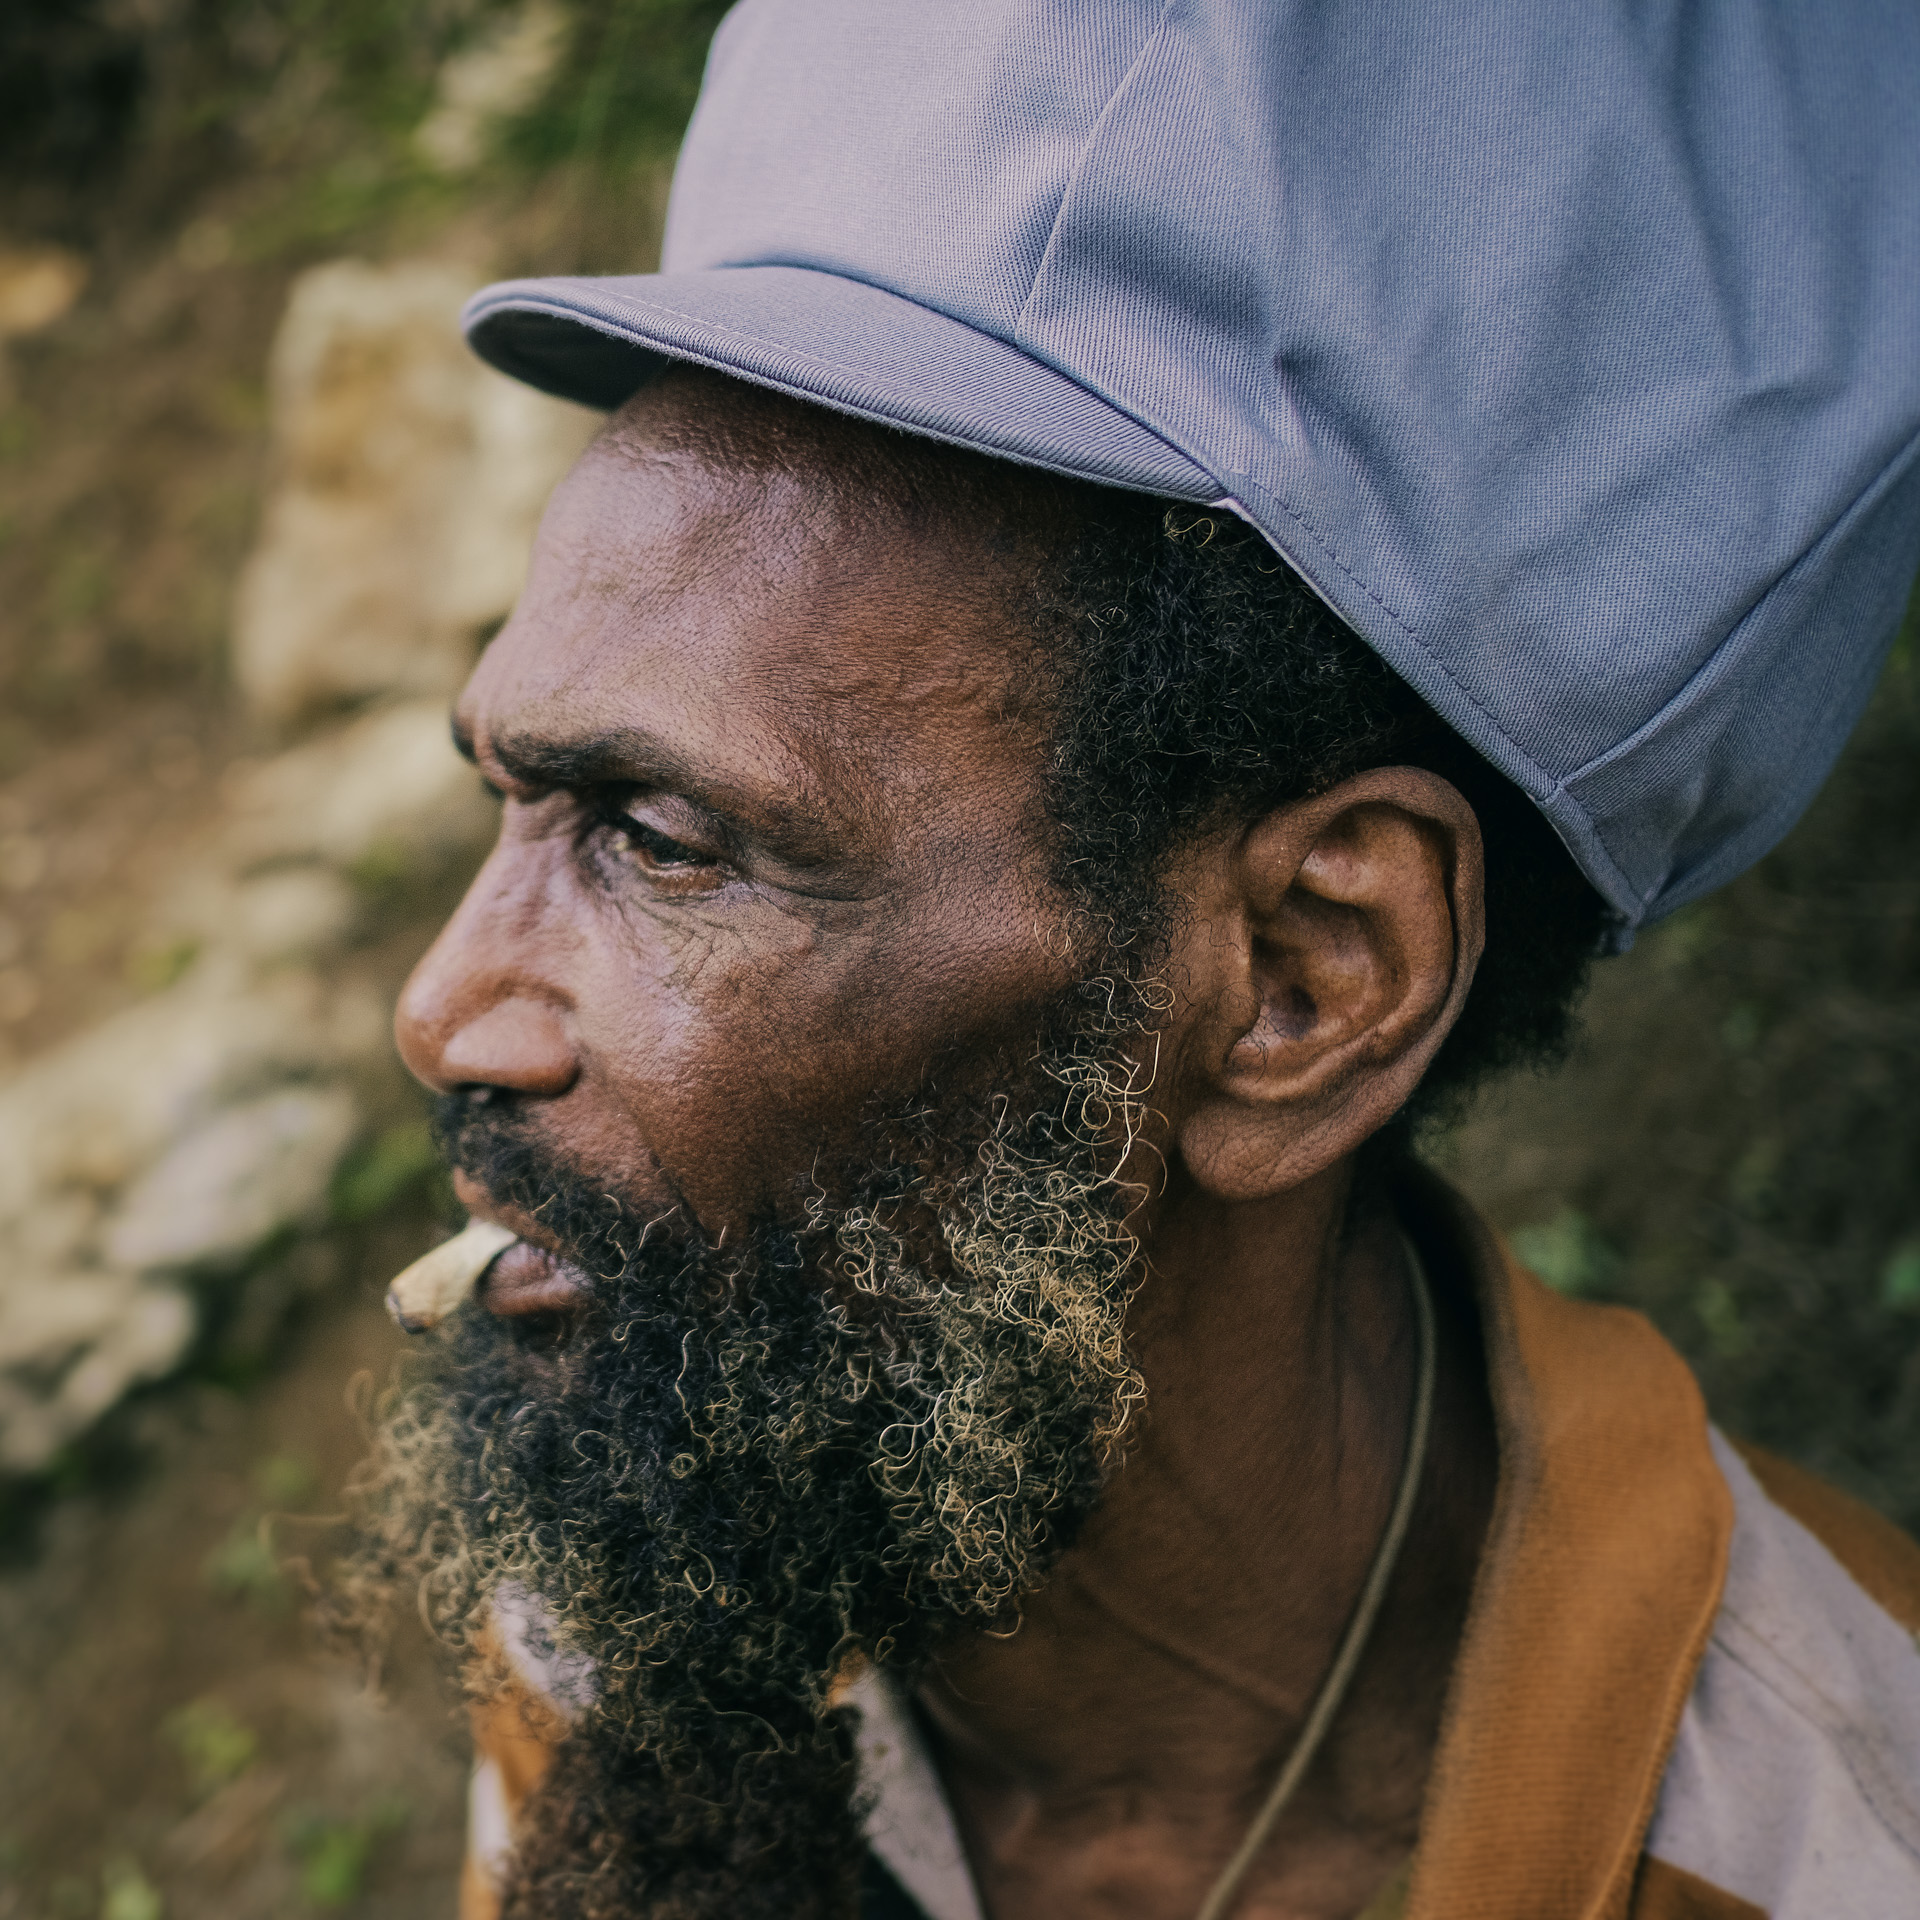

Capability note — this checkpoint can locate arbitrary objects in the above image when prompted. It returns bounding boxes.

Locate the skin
[396,375,1499,1919]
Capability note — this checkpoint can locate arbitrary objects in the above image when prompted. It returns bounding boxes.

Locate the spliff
[385,1218,518,1333]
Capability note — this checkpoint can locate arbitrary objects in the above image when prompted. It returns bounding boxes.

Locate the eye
[626,820,706,870]
[592,793,725,880]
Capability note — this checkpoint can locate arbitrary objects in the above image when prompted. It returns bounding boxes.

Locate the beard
[336,1007,1151,1919]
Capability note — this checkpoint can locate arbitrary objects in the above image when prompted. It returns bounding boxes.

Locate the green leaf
[330,1119,441,1224]
[101,1858,164,1920]
[1510,1207,1621,1297]
[253,1451,319,1508]
[202,1521,290,1613]
[163,1698,259,1798]
[1881,1239,1920,1311]
[284,1799,410,1909]
[1694,1277,1752,1359]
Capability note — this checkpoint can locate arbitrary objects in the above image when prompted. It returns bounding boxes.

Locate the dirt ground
[0,1252,469,1920]
[2,9,1917,1914]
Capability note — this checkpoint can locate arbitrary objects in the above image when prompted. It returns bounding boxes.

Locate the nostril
[434,997,578,1099]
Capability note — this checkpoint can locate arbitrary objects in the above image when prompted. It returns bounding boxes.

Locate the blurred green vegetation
[2,0,725,255]
[203,1515,293,1611]
[163,1697,260,1799]
[1458,592,1920,1526]
[501,0,733,174]
[99,1857,165,1920]
[282,1798,410,1908]
[1509,1207,1621,1298]
[331,1119,445,1224]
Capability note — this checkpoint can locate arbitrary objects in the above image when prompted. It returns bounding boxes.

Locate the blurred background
[0,4,1914,1915]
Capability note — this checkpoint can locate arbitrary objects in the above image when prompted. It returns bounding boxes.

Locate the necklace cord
[1191,1241,1439,1920]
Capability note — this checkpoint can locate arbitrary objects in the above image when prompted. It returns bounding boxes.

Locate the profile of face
[350,371,1483,1919]
[353,374,1152,1917]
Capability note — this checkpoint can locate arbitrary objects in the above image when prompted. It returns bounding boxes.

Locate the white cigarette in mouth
[385,1218,519,1333]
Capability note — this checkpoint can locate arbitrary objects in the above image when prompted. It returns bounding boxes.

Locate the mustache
[430,1091,710,1270]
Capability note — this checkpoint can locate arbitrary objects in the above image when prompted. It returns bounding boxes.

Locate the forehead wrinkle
[588,402,1041,677]
[577,434,846,592]
[783,641,1049,841]
[499,498,892,854]
[512,391,1057,876]
[628,573,1036,861]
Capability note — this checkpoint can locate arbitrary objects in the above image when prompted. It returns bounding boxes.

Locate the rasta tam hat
[464,0,1920,932]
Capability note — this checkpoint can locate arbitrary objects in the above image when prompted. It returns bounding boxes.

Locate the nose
[394,849,579,1099]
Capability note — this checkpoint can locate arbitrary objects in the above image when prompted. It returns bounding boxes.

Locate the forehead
[461,385,1052,842]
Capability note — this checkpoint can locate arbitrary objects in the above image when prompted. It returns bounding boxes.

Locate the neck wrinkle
[919,1168,1452,1813]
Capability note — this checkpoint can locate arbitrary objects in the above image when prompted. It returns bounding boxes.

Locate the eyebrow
[452,715,855,873]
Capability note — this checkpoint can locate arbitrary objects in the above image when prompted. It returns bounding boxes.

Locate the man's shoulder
[1645,1432,1920,1919]
[1724,1435,1920,1633]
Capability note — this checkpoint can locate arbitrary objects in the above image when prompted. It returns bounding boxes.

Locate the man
[340,3,1920,1917]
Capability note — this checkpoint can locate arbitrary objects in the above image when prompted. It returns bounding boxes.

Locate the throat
[911,1174,1496,1920]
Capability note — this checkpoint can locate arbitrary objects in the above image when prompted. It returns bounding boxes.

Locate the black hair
[1032,496,1613,1129]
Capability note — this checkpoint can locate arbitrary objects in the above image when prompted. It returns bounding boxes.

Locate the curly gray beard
[334,1026,1150,1920]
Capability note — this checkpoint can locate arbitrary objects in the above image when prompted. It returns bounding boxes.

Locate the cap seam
[1013,0,1183,329]
[1561,412,1920,799]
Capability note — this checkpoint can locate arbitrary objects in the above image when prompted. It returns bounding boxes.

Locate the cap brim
[462,264,1221,501]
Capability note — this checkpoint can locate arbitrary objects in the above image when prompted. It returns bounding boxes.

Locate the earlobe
[1172,769,1484,1200]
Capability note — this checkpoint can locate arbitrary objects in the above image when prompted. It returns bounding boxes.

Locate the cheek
[569,916,840,1210]
[555,889,1070,1223]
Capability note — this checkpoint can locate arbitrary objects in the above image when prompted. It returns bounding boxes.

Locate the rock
[0,1271,140,1374]
[8,1192,97,1271]
[230,259,596,724]
[102,1086,361,1273]
[221,697,496,873]
[152,866,361,973]
[0,630,494,1484]
[0,246,87,338]
[0,963,368,1222]
[0,1277,194,1474]
[0,968,379,1472]
[438,354,592,632]
[0,945,388,1475]
[0,249,565,1476]
[227,868,359,964]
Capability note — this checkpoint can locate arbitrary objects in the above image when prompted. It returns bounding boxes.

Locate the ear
[1168,768,1485,1200]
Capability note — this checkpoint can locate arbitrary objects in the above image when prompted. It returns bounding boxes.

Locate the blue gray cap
[465,0,1920,929]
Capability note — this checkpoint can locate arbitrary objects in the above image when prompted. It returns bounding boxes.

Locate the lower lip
[479,1240,593,1317]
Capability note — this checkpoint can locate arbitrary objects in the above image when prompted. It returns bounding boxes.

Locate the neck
[916,1156,1498,1919]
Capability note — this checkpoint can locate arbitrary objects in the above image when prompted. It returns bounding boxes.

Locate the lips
[384,1172,596,1333]
[448,1168,595,1318]
[476,1237,593,1317]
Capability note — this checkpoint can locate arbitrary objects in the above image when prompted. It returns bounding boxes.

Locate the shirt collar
[847,1664,985,1920]
[1394,1168,1732,1919]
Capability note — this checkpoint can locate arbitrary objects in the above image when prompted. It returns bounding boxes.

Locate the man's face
[369,381,1156,1918]
[397,381,1088,1253]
